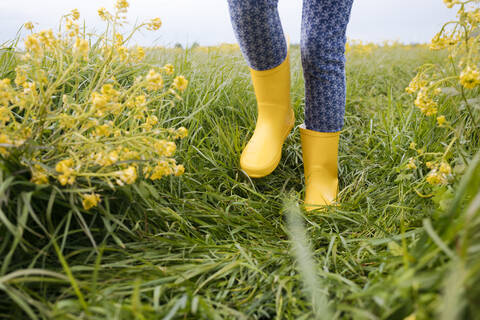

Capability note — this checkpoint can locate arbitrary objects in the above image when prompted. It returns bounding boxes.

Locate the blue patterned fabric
[227,0,354,133]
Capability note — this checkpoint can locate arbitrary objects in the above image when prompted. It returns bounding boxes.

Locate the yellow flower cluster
[163,64,174,75]
[24,22,35,31]
[115,166,137,185]
[430,31,461,50]
[55,158,76,185]
[443,0,458,8]
[98,7,112,21]
[426,161,452,186]
[173,76,188,92]
[414,87,438,116]
[147,18,162,31]
[406,74,439,116]
[459,66,480,89]
[74,38,90,60]
[436,115,447,127]
[146,69,164,91]
[403,1,479,198]
[1,2,190,211]
[405,74,428,94]
[403,146,454,186]
[406,158,417,170]
[71,9,80,21]
[82,193,101,210]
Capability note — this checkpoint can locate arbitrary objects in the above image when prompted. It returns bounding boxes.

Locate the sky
[0,0,458,47]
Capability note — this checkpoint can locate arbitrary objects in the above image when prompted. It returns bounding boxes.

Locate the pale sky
[0,0,457,47]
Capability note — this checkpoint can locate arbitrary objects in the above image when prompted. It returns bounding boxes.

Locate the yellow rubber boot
[240,41,295,178]
[300,124,340,211]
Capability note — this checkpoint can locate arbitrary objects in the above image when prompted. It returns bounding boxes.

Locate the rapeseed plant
[403,0,479,197]
[0,0,189,210]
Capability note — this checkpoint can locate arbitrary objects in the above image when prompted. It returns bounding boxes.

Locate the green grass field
[1,42,479,319]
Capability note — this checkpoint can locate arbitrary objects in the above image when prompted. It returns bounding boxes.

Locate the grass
[0,43,479,319]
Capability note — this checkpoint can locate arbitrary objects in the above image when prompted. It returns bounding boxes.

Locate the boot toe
[239,145,281,178]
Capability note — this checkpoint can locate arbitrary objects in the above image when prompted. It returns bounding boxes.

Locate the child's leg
[301,0,354,132]
[226,0,288,71]
[227,0,294,178]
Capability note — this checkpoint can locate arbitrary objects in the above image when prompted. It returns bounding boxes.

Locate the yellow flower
[71,9,80,21]
[467,9,480,25]
[135,95,147,107]
[23,81,37,96]
[56,158,76,185]
[459,66,480,89]
[148,160,173,180]
[426,161,436,169]
[94,150,119,166]
[94,124,112,137]
[30,164,49,185]
[426,169,447,185]
[56,158,74,174]
[0,79,12,106]
[430,33,448,50]
[153,139,176,157]
[176,127,188,139]
[24,21,35,31]
[101,84,120,99]
[91,92,108,107]
[65,19,79,37]
[146,69,164,91]
[436,115,447,127]
[0,106,11,123]
[414,88,437,116]
[114,34,124,47]
[409,142,416,150]
[0,78,11,89]
[0,134,12,156]
[133,46,145,62]
[98,7,111,21]
[115,166,137,185]
[163,64,174,75]
[165,142,176,156]
[116,0,129,9]
[143,115,158,130]
[91,92,109,116]
[74,37,89,59]
[443,0,456,8]
[172,76,188,92]
[82,193,101,210]
[24,34,43,56]
[117,46,128,61]
[405,75,423,94]
[147,18,162,31]
[115,0,129,14]
[174,164,185,176]
[407,158,417,170]
[439,162,451,175]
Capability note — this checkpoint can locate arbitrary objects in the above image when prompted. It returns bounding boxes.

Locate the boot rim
[299,123,341,137]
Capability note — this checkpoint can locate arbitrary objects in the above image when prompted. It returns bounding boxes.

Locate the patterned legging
[227,0,354,132]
